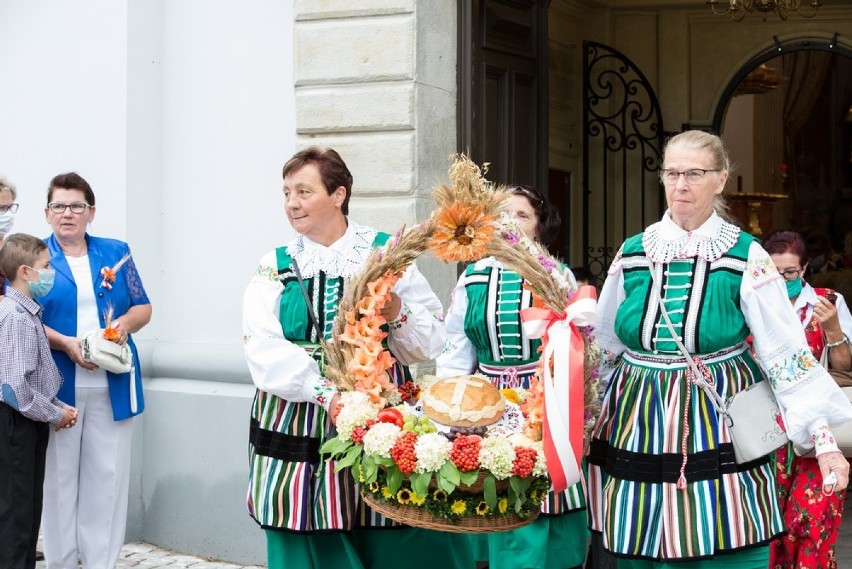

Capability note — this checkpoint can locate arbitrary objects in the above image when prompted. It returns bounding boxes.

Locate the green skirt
[266,530,363,569]
[616,546,769,569]
[478,510,589,569]
[350,527,475,569]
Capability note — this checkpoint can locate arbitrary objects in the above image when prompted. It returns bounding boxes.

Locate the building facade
[2,0,851,564]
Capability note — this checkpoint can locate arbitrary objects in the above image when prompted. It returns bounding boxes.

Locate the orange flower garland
[339,269,403,406]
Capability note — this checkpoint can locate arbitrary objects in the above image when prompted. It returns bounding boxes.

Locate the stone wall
[293,0,459,306]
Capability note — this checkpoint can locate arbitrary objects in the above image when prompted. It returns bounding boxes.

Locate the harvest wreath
[320,155,601,532]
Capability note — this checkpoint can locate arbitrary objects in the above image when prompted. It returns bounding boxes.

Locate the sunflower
[368,482,380,493]
[451,500,467,515]
[410,492,426,506]
[382,486,393,499]
[433,489,448,502]
[429,203,495,262]
[475,501,489,516]
[498,497,508,514]
[396,488,412,504]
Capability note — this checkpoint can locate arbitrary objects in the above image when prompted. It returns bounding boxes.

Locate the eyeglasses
[508,185,544,206]
[659,168,721,185]
[778,267,804,281]
[47,202,91,214]
[0,203,19,214]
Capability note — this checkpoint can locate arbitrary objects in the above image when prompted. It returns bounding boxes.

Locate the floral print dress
[770,285,852,569]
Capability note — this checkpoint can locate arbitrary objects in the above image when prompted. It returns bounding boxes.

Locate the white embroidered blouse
[242,220,446,410]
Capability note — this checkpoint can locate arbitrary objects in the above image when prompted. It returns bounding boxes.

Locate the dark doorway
[458,0,549,191]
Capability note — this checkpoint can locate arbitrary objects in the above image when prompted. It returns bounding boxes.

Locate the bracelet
[826,335,850,349]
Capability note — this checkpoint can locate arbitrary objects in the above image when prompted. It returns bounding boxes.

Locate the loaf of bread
[421,375,505,428]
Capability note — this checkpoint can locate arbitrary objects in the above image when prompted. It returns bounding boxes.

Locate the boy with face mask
[0,233,78,569]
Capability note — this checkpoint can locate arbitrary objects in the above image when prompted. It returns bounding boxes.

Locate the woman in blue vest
[39,172,152,569]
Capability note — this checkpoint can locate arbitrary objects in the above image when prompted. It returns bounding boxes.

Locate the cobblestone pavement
[34,536,265,569]
[30,496,852,568]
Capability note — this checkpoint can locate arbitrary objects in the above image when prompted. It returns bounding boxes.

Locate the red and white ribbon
[521,285,597,492]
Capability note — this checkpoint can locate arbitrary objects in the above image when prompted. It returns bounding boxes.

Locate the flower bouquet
[320,155,601,532]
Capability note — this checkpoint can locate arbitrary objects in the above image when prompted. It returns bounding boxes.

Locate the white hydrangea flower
[335,391,379,442]
[414,432,452,473]
[532,446,548,478]
[362,422,402,458]
[478,437,516,480]
[384,388,402,407]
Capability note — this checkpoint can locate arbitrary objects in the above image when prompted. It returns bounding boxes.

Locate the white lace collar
[472,256,504,270]
[642,210,740,263]
[286,220,377,278]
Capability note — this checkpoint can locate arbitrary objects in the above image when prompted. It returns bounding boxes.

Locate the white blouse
[242,220,446,410]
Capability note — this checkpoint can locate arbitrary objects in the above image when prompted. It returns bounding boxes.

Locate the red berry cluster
[351,426,368,445]
[511,447,538,478]
[332,401,345,422]
[350,419,378,445]
[450,435,482,472]
[397,381,421,403]
[391,431,419,474]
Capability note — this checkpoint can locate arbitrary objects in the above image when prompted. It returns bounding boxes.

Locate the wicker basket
[362,491,539,534]
[429,469,510,494]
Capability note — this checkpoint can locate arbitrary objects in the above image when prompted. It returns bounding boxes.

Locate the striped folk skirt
[587,344,784,561]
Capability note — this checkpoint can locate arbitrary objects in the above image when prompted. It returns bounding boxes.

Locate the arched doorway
[712,38,852,288]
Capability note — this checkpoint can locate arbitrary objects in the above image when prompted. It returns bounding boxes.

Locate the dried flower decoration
[101,304,121,342]
[100,252,132,290]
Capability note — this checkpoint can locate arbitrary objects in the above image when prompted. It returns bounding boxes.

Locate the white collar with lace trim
[286,220,377,279]
[641,210,740,263]
[792,281,818,314]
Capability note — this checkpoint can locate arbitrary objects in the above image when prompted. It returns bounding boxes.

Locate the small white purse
[81,330,133,374]
[650,265,789,464]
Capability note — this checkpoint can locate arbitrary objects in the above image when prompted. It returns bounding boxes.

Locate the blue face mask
[785,277,803,299]
[26,267,56,298]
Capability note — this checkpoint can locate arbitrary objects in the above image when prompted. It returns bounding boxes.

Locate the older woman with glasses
[437,185,589,569]
[588,130,852,569]
[38,172,152,569]
[763,230,852,569]
[0,175,20,298]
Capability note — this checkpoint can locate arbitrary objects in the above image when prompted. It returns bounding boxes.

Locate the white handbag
[650,265,789,464]
[81,330,133,374]
[723,379,789,463]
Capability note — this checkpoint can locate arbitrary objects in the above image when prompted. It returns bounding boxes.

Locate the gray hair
[0,175,17,200]
[663,130,734,219]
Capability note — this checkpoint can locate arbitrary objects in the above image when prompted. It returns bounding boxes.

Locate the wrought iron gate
[582,41,665,280]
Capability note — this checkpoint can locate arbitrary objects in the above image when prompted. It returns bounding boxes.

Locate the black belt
[249,418,321,464]
[587,438,770,484]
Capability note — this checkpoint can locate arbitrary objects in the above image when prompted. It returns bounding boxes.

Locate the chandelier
[706,0,822,21]
[733,64,787,95]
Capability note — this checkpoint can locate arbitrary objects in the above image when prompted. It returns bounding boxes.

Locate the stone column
[294,0,459,304]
